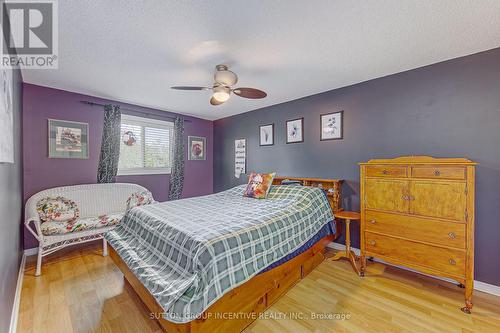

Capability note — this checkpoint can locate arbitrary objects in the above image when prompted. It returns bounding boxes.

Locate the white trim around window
[117,168,171,176]
[118,114,174,176]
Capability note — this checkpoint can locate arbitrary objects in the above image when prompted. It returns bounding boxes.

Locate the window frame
[117,114,174,176]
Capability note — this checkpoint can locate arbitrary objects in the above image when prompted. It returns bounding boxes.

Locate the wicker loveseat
[25,183,154,276]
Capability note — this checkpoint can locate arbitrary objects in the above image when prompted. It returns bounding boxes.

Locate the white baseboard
[327,242,500,297]
[24,248,38,256]
[474,280,500,297]
[9,253,26,333]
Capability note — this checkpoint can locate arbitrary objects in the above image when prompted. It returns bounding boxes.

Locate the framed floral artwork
[188,136,206,160]
[259,123,274,146]
[48,119,89,159]
[286,117,304,143]
[320,111,343,141]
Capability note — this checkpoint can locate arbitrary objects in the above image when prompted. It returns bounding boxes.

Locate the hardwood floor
[18,242,500,333]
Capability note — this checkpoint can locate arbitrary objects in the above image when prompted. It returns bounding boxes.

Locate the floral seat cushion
[40,213,124,236]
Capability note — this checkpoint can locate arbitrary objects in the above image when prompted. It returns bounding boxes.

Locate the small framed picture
[320,111,343,141]
[259,124,274,146]
[188,136,206,160]
[48,119,89,159]
[286,117,304,144]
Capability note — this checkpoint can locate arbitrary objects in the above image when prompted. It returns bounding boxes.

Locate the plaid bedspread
[105,184,334,323]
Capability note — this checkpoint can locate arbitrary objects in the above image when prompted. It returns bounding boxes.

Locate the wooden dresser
[359,156,476,313]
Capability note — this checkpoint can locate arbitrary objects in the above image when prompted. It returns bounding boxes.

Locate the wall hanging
[259,124,274,146]
[48,119,89,159]
[234,138,246,178]
[0,67,14,163]
[188,136,206,160]
[320,111,343,140]
[286,117,304,143]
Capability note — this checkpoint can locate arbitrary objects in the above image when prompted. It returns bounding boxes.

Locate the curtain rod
[79,101,192,123]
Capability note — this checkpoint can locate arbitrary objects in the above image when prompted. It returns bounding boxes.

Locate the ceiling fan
[171,65,267,106]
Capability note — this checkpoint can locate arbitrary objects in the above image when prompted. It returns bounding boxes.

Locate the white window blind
[118,114,174,175]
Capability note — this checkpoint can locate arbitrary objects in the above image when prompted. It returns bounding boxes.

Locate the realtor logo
[1,0,58,69]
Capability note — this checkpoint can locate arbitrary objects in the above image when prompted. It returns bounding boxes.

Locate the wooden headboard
[272,176,343,213]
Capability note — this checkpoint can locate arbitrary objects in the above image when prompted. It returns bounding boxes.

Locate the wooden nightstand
[331,211,361,276]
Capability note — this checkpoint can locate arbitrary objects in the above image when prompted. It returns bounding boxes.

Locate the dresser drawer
[411,166,465,180]
[365,165,407,178]
[365,211,466,249]
[365,232,465,277]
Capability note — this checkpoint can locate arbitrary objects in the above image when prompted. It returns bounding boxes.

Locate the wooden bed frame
[109,177,343,333]
[272,176,343,209]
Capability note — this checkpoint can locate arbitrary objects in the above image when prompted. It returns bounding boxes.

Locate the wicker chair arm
[25,217,42,241]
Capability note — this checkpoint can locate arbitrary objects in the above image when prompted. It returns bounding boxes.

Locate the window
[118,114,174,175]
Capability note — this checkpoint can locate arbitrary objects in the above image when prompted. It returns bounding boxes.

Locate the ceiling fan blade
[232,87,267,99]
[210,97,224,106]
[171,86,210,90]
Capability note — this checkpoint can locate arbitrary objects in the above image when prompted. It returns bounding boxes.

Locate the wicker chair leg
[35,248,42,276]
[102,238,108,257]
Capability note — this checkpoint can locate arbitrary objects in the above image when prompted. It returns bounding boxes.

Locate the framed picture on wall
[0,67,14,163]
[320,111,343,141]
[259,124,274,146]
[286,117,304,143]
[48,119,89,159]
[234,138,246,178]
[188,136,206,160]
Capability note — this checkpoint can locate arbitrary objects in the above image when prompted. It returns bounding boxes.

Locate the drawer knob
[370,219,377,224]
[448,232,456,239]
[434,170,441,176]
[369,240,376,246]
[449,259,456,265]
[382,169,389,175]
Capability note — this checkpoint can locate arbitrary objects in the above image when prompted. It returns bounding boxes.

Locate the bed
[106,176,343,332]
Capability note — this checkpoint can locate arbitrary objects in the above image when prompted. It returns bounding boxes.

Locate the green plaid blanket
[105,184,333,323]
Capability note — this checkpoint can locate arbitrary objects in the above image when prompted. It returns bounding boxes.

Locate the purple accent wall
[23,83,213,249]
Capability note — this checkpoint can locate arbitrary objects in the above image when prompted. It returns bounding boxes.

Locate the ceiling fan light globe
[213,91,230,102]
[213,85,231,102]
[214,70,238,86]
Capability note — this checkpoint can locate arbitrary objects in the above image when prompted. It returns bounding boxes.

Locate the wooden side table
[330,211,361,276]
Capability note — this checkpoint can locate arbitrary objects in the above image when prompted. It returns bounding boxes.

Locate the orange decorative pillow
[243,172,276,199]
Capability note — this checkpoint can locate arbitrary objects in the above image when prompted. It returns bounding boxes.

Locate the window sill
[117,169,171,176]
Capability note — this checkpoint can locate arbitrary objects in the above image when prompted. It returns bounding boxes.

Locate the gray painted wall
[0,29,23,333]
[214,47,500,286]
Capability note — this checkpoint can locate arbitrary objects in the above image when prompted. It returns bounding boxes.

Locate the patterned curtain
[97,104,121,183]
[168,117,185,200]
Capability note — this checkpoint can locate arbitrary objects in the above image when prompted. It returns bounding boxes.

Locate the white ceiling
[21,0,500,120]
